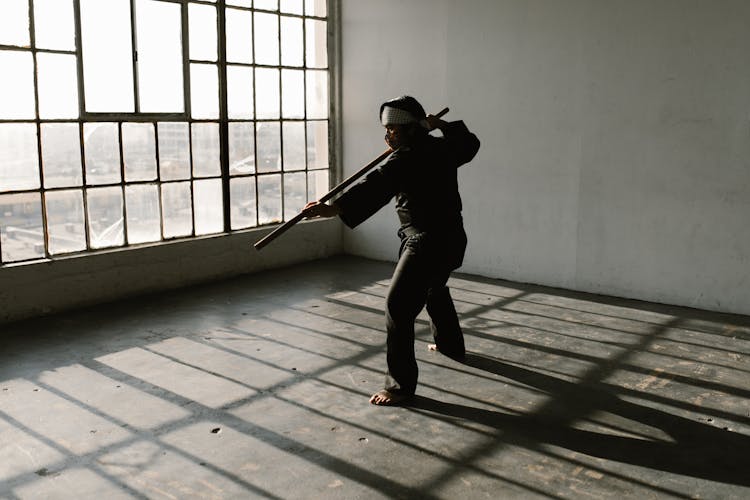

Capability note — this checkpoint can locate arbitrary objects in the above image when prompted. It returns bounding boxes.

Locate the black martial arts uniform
[334,120,480,396]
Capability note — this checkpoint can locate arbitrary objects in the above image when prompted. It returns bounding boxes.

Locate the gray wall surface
[1,221,342,323]
[341,0,750,315]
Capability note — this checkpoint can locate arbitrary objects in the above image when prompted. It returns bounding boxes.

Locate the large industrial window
[0,0,330,264]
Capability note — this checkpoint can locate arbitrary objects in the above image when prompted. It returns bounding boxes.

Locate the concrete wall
[341,0,750,315]
[0,220,342,324]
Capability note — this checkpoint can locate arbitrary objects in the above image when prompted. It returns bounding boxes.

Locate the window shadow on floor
[409,351,750,487]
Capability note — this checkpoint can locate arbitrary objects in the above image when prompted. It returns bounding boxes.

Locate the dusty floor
[1,255,749,499]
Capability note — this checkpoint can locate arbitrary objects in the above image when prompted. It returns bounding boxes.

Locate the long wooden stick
[254,107,449,250]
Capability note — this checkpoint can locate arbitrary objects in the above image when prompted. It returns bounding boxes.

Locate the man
[303,96,480,405]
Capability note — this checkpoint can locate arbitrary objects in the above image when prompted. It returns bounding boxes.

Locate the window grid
[29,2,51,260]
[0,0,331,265]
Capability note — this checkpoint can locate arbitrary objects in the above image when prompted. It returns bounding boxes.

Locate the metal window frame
[0,0,336,266]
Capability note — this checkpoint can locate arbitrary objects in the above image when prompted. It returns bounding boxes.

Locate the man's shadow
[409,352,750,486]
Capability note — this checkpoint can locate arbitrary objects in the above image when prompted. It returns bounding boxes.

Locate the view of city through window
[0,0,330,264]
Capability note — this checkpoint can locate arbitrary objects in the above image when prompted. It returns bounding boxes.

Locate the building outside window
[0,0,331,264]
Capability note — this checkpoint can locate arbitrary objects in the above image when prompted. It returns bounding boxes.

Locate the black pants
[383,232,466,395]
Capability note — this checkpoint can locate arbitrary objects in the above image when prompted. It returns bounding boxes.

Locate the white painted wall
[341,0,750,315]
[0,221,342,323]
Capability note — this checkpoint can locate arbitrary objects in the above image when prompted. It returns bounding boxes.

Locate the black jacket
[335,120,480,269]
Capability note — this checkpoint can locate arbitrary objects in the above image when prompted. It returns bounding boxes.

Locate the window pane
[0,51,35,119]
[80,0,135,113]
[281,69,304,118]
[84,123,121,185]
[228,122,255,175]
[307,169,328,201]
[280,0,303,15]
[230,177,256,229]
[0,124,40,192]
[306,120,328,169]
[280,16,302,67]
[191,123,220,177]
[305,0,326,17]
[255,0,278,11]
[306,70,328,119]
[193,178,223,235]
[255,68,279,119]
[226,8,253,64]
[137,0,184,113]
[189,3,217,61]
[126,184,160,244]
[37,53,79,119]
[34,0,76,51]
[41,123,83,188]
[122,123,157,182]
[257,175,281,224]
[0,193,44,262]
[190,63,219,119]
[254,12,279,66]
[283,172,305,220]
[305,19,327,68]
[158,122,190,181]
[162,181,192,238]
[0,0,330,255]
[86,186,124,248]
[0,0,30,47]
[256,122,280,173]
[45,189,86,255]
[282,122,305,171]
[227,66,254,119]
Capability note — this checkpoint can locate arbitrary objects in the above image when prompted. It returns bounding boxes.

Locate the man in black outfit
[303,96,480,405]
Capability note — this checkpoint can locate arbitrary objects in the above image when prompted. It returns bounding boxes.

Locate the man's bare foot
[369,389,411,406]
[428,343,465,362]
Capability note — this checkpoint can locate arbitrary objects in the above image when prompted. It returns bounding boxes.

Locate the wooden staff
[253,107,449,250]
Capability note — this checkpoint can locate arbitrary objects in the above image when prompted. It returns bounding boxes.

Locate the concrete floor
[1,255,749,499]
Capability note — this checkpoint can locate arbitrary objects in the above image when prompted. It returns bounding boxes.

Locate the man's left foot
[428,344,465,362]
[369,389,412,406]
